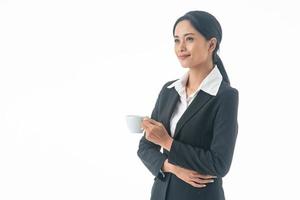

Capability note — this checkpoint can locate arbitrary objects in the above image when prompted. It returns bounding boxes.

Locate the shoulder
[153,79,178,102]
[214,81,239,105]
[164,79,178,88]
[217,81,239,97]
[158,79,178,93]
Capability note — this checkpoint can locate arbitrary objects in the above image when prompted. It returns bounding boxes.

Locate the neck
[186,63,214,91]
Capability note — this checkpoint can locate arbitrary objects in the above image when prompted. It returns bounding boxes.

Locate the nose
[178,41,186,52]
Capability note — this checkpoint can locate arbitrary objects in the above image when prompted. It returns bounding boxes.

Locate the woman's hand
[141,117,173,151]
[163,159,216,188]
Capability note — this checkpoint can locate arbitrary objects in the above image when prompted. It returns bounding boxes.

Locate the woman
[137,10,239,200]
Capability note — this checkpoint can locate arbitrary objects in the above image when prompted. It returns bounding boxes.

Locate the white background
[1,0,300,199]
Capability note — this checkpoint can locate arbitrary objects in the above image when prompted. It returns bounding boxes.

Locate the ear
[208,37,217,53]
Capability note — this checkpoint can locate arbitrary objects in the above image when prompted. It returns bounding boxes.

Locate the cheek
[174,45,179,56]
[191,50,204,62]
[192,46,209,60]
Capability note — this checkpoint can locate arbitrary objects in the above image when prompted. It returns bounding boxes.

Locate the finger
[141,122,147,130]
[142,119,154,128]
[143,121,160,134]
[189,174,213,184]
[189,181,206,188]
[143,117,161,126]
[191,177,214,184]
[204,175,217,179]
[143,127,156,138]
[194,173,217,179]
[141,120,152,129]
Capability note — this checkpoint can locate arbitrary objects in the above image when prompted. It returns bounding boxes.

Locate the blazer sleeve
[168,89,239,178]
[137,85,168,180]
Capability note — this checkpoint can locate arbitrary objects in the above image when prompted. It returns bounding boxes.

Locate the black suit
[137,79,239,200]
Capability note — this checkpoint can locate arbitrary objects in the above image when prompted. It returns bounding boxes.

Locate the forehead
[174,20,199,37]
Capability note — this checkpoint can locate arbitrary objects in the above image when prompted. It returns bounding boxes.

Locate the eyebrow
[174,33,195,38]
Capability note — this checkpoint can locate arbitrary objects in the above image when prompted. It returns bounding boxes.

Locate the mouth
[178,54,191,60]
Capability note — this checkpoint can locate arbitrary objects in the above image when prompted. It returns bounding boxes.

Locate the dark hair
[173,10,230,85]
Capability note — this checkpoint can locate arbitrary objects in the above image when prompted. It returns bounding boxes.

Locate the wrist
[169,163,176,174]
[162,159,174,173]
[167,162,176,174]
[163,137,174,151]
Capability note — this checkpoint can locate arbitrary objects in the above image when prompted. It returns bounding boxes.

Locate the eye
[186,37,194,42]
[174,38,180,43]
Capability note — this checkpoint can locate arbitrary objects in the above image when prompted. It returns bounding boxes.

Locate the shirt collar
[167,66,223,96]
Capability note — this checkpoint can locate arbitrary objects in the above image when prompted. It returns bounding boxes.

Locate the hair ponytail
[214,54,230,85]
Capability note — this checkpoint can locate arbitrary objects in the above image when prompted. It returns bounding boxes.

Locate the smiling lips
[178,54,191,60]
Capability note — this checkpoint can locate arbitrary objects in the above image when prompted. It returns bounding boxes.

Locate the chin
[179,62,192,68]
[181,65,191,69]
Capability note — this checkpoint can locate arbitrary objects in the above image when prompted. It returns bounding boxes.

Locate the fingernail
[210,180,214,183]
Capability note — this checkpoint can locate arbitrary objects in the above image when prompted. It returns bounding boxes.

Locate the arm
[137,86,168,180]
[168,89,239,177]
[163,159,216,188]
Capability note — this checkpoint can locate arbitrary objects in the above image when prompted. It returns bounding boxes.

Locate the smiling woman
[174,23,215,70]
[137,10,239,200]
[173,20,219,95]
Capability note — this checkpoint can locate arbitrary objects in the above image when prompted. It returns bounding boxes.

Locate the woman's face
[174,20,216,69]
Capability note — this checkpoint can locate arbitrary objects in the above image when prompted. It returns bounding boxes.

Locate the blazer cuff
[168,140,181,166]
[156,155,168,180]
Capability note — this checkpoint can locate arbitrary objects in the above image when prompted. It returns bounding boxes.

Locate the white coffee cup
[125,115,145,133]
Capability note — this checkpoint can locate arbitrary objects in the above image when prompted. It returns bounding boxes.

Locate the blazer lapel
[160,88,179,135]
[173,90,213,138]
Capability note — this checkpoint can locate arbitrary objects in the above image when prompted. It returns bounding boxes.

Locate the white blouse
[167,66,223,137]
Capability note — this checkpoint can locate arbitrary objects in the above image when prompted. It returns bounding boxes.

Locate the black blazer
[137,79,239,200]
